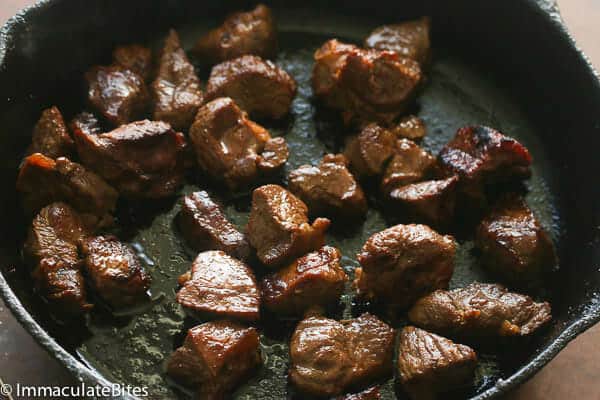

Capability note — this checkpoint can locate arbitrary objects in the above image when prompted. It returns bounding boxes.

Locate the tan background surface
[0,0,599,399]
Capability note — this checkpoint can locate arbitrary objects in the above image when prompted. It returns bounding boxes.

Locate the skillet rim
[1,0,599,399]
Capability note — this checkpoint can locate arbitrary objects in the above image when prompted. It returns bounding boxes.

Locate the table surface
[1,0,599,399]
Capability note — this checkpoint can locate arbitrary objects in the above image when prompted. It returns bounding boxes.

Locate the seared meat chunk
[476,195,556,286]
[27,106,73,158]
[85,65,149,126]
[189,97,288,190]
[151,30,204,131]
[289,313,394,397]
[391,115,427,141]
[408,282,552,338]
[398,326,477,400]
[205,55,296,119]
[178,191,251,260]
[364,17,431,65]
[17,153,118,226]
[70,111,103,137]
[288,154,367,219]
[381,139,437,195]
[438,126,532,201]
[312,39,422,125]
[112,44,153,81]
[343,123,397,179]
[74,119,186,198]
[166,320,262,399]
[176,251,260,322]
[247,185,330,267]
[194,4,277,63]
[260,246,347,316]
[354,224,456,310]
[338,387,381,400]
[23,203,92,316]
[388,176,459,227]
[80,235,151,307]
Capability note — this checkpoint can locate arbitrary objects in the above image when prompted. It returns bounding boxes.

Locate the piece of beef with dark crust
[380,138,437,196]
[85,65,149,127]
[398,326,477,400]
[438,126,532,204]
[74,119,186,198]
[17,153,118,227]
[388,176,459,227]
[178,191,251,261]
[312,39,422,125]
[194,4,277,64]
[151,29,204,131]
[112,44,154,81]
[354,224,456,310]
[176,250,260,322]
[247,184,330,268]
[289,313,394,397]
[260,245,347,316]
[69,111,103,137]
[476,195,557,286]
[166,320,262,399]
[205,55,296,119]
[343,123,397,179]
[408,282,552,338]
[364,17,432,65]
[337,387,381,400]
[23,203,93,316]
[288,154,367,220]
[80,235,151,308]
[391,115,427,141]
[189,97,288,190]
[27,106,73,159]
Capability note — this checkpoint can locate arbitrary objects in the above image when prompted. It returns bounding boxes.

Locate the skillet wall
[0,0,599,394]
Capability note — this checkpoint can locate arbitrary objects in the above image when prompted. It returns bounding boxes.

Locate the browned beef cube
[80,235,151,307]
[24,203,93,316]
[398,326,477,399]
[16,153,118,227]
[177,191,251,260]
[337,387,381,400]
[289,313,394,397]
[381,139,437,195]
[312,39,422,125]
[364,17,431,65]
[27,106,73,158]
[194,4,277,63]
[260,246,347,316]
[354,224,456,310]
[343,123,397,179]
[391,115,427,141]
[85,65,149,126]
[166,320,262,399]
[205,55,296,119]
[151,30,204,131]
[408,282,552,338]
[476,196,556,286]
[438,126,532,201]
[176,251,260,322]
[70,111,103,136]
[288,154,367,219]
[112,44,154,81]
[247,184,330,268]
[74,119,186,198]
[388,176,459,227]
[189,97,288,190]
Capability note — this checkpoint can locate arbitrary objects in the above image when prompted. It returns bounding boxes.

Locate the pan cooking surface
[57,30,561,399]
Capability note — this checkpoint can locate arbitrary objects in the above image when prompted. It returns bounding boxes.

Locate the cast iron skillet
[1,0,599,399]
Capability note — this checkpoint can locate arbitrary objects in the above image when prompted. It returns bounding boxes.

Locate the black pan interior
[0,1,599,399]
